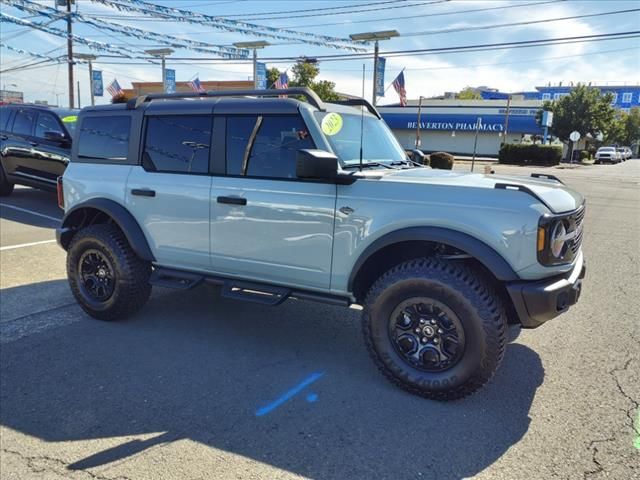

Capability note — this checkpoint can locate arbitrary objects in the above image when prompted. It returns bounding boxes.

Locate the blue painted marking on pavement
[255,372,324,417]
[306,392,318,403]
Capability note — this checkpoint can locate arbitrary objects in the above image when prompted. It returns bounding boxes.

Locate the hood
[380,168,584,214]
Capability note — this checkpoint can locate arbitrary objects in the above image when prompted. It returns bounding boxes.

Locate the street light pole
[233,41,269,89]
[145,48,174,93]
[349,30,399,105]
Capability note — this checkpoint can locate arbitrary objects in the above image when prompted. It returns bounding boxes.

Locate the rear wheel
[67,224,152,320]
[362,258,507,400]
[0,163,14,196]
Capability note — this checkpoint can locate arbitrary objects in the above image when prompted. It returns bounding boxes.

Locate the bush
[498,144,562,166]
[580,150,590,160]
[429,151,454,169]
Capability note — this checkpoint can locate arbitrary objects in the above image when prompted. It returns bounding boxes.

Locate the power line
[219,0,412,18]
[277,0,564,29]
[226,1,447,21]
[402,7,640,37]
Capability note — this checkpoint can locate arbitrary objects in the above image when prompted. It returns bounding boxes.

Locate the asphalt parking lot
[1,161,638,480]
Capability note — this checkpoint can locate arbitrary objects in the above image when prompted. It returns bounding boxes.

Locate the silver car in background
[595,146,621,164]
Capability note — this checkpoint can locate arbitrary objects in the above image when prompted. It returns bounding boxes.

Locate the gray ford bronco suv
[56,88,586,400]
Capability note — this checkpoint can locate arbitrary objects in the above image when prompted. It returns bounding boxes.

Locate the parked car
[0,103,77,196]
[594,146,621,164]
[56,88,586,400]
[619,146,632,160]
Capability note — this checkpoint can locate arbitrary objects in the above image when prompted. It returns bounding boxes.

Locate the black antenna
[359,64,365,172]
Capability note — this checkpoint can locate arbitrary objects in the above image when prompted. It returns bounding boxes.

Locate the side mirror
[296,149,338,180]
[409,149,426,164]
[44,131,69,144]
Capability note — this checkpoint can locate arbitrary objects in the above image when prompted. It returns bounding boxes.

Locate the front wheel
[362,258,507,400]
[67,224,152,320]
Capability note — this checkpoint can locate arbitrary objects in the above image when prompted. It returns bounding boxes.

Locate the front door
[126,114,213,271]
[209,114,336,290]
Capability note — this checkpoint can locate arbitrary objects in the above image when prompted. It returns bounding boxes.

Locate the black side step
[221,281,291,306]
[150,267,203,290]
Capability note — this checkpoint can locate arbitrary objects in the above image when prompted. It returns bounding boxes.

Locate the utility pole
[66,0,74,109]
[501,94,512,145]
[471,117,482,172]
[77,80,81,108]
[145,48,174,92]
[416,96,424,149]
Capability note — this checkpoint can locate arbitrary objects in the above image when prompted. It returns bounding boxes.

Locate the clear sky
[1,0,639,106]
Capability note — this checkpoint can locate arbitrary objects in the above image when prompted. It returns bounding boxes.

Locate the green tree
[536,84,617,143]
[621,107,640,146]
[603,113,626,144]
[266,67,280,89]
[267,60,341,101]
[457,87,481,100]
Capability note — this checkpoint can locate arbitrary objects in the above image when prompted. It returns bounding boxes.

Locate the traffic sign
[569,131,580,142]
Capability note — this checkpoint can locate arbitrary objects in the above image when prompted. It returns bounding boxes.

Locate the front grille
[570,205,585,254]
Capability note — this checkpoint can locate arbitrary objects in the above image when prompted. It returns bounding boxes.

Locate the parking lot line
[0,239,57,251]
[255,372,324,417]
[0,203,61,223]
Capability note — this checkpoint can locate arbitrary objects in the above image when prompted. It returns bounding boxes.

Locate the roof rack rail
[126,87,326,111]
[331,99,381,119]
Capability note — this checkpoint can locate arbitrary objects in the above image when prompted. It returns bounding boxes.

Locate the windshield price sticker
[61,115,78,123]
[321,113,343,136]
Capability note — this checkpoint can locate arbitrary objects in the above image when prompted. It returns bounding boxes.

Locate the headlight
[537,206,585,266]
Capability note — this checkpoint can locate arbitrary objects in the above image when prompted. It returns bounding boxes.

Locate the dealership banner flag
[256,62,267,90]
[375,57,386,98]
[92,70,103,97]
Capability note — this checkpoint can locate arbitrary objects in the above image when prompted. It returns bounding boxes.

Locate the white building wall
[393,130,522,156]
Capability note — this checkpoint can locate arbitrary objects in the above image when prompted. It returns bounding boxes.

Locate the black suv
[0,103,78,196]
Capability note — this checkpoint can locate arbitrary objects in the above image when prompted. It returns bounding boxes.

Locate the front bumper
[507,252,586,329]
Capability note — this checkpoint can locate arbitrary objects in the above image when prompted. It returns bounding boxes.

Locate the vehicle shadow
[0,188,61,229]
[0,281,544,480]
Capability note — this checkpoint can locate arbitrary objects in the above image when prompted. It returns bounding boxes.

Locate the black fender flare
[348,226,519,292]
[59,198,155,262]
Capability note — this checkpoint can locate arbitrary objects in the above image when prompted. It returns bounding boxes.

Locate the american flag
[106,78,123,97]
[392,71,407,107]
[188,77,205,93]
[275,72,289,90]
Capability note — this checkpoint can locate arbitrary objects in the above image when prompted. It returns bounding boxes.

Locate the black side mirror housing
[44,131,69,144]
[296,149,338,180]
[409,149,426,164]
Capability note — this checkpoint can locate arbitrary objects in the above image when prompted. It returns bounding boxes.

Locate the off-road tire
[362,257,507,400]
[0,163,14,196]
[67,224,152,321]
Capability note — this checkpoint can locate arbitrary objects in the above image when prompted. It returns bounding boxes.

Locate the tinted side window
[0,107,12,132]
[12,109,36,136]
[35,112,64,139]
[226,115,314,178]
[143,116,212,174]
[78,116,131,161]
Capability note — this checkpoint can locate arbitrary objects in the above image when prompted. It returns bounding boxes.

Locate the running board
[149,267,203,290]
[221,281,290,306]
[150,266,351,308]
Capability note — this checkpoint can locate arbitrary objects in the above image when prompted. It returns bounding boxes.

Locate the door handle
[29,141,38,147]
[131,188,156,197]
[217,196,247,206]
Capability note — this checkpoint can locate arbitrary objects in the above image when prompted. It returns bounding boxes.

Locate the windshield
[599,147,615,152]
[53,109,78,135]
[314,111,407,165]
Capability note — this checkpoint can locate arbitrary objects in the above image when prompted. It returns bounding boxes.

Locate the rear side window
[0,107,12,131]
[142,115,212,174]
[226,115,314,178]
[78,116,131,161]
[35,112,64,138]
[12,109,36,136]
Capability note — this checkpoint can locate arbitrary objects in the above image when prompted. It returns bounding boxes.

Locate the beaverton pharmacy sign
[382,112,543,134]
[406,120,504,132]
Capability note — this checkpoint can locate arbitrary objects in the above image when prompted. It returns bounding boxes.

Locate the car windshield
[599,147,615,151]
[53,109,78,135]
[314,111,407,165]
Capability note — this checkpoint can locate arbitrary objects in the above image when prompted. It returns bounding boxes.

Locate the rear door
[209,113,337,290]
[2,107,37,180]
[126,112,213,271]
